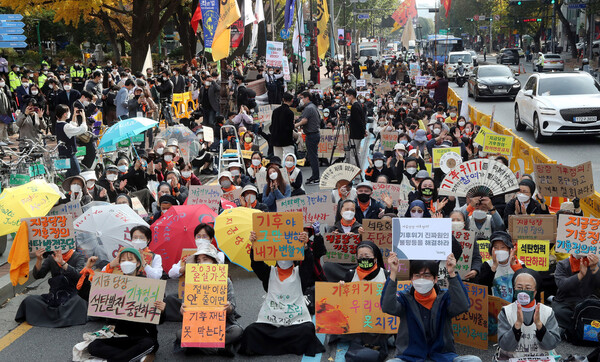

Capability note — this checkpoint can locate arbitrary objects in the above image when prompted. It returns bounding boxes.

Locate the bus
[424,35,464,64]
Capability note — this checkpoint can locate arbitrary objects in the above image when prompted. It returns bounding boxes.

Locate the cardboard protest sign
[276,191,337,226]
[46,200,82,220]
[488,296,510,343]
[24,215,75,252]
[318,129,348,158]
[477,239,491,263]
[187,185,222,213]
[392,218,452,260]
[315,281,400,334]
[508,215,556,243]
[452,282,488,350]
[473,125,494,146]
[534,162,594,198]
[453,230,475,279]
[432,147,461,168]
[182,309,226,348]
[375,82,392,96]
[253,212,304,260]
[361,219,393,258]
[380,131,398,151]
[371,183,402,208]
[257,104,274,124]
[131,196,148,218]
[556,214,600,256]
[178,249,199,299]
[323,233,362,263]
[483,133,513,156]
[88,272,166,324]
[517,240,550,271]
[222,188,242,206]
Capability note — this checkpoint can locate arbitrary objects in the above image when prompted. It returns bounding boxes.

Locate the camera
[337,106,348,122]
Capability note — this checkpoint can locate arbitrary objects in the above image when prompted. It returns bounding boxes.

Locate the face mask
[433,128,441,135]
[86,180,95,189]
[156,147,164,155]
[458,121,466,127]
[449,112,457,118]
[132,239,147,250]
[163,155,173,162]
[31,90,38,96]
[342,211,355,221]
[413,278,434,294]
[269,172,278,180]
[82,100,90,107]
[421,188,433,196]
[517,193,530,203]
[244,136,253,143]
[285,161,295,168]
[495,249,509,263]
[374,160,384,168]
[412,103,418,107]
[411,210,424,218]
[64,85,71,91]
[277,260,294,269]
[22,82,29,88]
[107,174,118,181]
[195,238,211,248]
[358,257,375,269]
[220,180,232,188]
[472,209,487,220]
[357,193,370,203]
[360,99,365,103]
[406,167,417,175]
[452,221,464,232]
[478,150,487,157]
[163,77,168,81]
[181,171,192,179]
[245,194,257,204]
[298,100,304,107]
[70,184,82,193]
[0,81,4,87]
[400,140,408,145]
[120,261,137,275]
[252,159,261,167]
[205,81,211,86]
[118,165,128,173]
[188,73,193,77]
[514,290,535,306]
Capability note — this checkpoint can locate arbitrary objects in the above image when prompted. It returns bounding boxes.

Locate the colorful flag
[243,0,256,26]
[441,0,452,17]
[292,0,305,61]
[200,0,220,48]
[315,0,329,59]
[249,0,264,53]
[284,0,296,31]
[212,0,241,61]
[191,0,202,34]
[391,0,417,27]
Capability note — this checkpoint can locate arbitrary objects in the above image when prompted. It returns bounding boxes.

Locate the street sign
[429,8,439,12]
[479,15,486,21]
[0,14,22,21]
[568,3,586,8]
[0,21,24,28]
[0,35,26,41]
[279,29,290,40]
[439,29,448,35]
[0,28,24,34]
[0,41,27,48]
[494,15,500,21]
[357,13,370,19]
[473,15,479,21]
[480,26,488,30]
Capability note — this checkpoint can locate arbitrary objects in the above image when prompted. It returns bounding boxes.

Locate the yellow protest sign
[432,147,461,168]
[483,133,514,156]
[425,163,432,175]
[477,239,491,263]
[473,126,493,146]
[517,240,550,271]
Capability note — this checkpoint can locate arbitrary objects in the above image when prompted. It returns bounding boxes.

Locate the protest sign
[182,309,226,348]
[453,230,475,279]
[131,196,147,218]
[187,185,222,214]
[415,75,428,86]
[508,215,556,242]
[88,272,166,324]
[24,215,75,252]
[409,63,420,79]
[323,233,362,263]
[483,133,513,156]
[281,56,291,81]
[432,147,461,168]
[318,129,348,158]
[315,281,400,334]
[473,125,494,146]
[488,296,510,343]
[452,282,488,350]
[276,191,337,226]
[46,200,82,220]
[534,162,594,198]
[222,188,242,206]
[517,240,550,271]
[257,104,274,124]
[178,249,199,298]
[380,131,398,151]
[265,41,284,67]
[356,79,366,87]
[477,239,491,263]
[253,212,304,260]
[556,214,600,256]
[371,183,402,208]
[375,82,392,97]
[392,218,452,260]
[360,219,409,277]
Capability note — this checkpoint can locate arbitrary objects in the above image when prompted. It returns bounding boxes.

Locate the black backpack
[571,296,600,346]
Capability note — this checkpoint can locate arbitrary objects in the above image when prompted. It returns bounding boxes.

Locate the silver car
[541,54,564,71]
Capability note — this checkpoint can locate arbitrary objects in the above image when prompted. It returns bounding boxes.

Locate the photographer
[55,104,87,177]
[345,88,366,166]
[155,70,174,126]
[16,99,46,145]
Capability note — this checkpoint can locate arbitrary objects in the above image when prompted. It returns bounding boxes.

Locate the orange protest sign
[323,233,362,263]
[315,281,400,334]
[178,249,199,299]
[452,282,488,350]
[24,215,75,252]
[488,296,510,343]
[182,308,227,348]
[252,212,304,261]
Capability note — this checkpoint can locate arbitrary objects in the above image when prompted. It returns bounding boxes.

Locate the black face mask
[421,188,434,196]
[357,193,370,203]
[358,257,375,269]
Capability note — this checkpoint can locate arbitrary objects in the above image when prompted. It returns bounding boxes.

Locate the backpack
[572,296,600,346]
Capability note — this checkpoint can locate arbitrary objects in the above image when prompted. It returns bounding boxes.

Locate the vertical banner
[315,0,330,59]
[200,0,220,48]
[230,19,244,48]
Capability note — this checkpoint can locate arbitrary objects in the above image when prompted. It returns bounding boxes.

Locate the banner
[517,240,550,271]
[432,147,461,168]
[292,0,305,61]
[281,56,291,82]
[24,215,75,252]
[453,229,475,279]
[315,281,400,334]
[392,218,452,260]
[187,185,222,214]
[276,191,337,226]
[242,0,256,26]
[211,0,241,61]
[415,75,428,86]
[88,272,166,324]
[200,0,220,48]
[556,214,600,256]
[337,28,345,45]
[315,0,330,59]
[483,133,513,156]
[253,212,305,260]
[508,215,556,242]
[323,233,362,263]
[318,128,348,158]
[380,131,398,151]
[452,282,488,349]
[534,162,594,198]
[266,41,284,68]
[284,0,295,31]
[391,0,417,27]
[230,19,244,48]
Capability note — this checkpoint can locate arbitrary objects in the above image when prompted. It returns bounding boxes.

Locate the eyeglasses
[414,273,433,279]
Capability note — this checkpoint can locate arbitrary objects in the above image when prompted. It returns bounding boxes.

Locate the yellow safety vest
[8,71,20,91]
[70,66,84,79]
[38,74,47,88]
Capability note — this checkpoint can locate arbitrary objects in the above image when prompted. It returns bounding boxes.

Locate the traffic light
[509,0,522,5]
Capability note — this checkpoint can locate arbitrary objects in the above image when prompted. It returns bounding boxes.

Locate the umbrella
[0,179,61,236]
[149,204,217,272]
[215,207,262,272]
[97,117,158,149]
[157,125,198,144]
[74,204,149,261]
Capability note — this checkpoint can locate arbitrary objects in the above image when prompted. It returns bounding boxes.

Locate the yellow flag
[316,0,330,59]
[212,0,241,61]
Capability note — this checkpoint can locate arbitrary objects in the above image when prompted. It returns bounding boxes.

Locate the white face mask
[82,100,90,107]
[70,184,82,193]
[205,81,211,86]
[251,159,261,167]
[0,81,5,87]
[472,209,487,220]
[478,150,487,158]
[22,82,29,88]
[181,171,192,178]
[269,172,278,180]
[433,128,441,135]
[156,147,164,155]
[131,239,147,250]
[411,210,424,218]
[245,194,257,204]
[107,173,118,182]
[118,165,128,173]
[163,155,173,162]
[120,261,137,275]
[495,249,510,263]
[285,161,294,168]
[449,112,457,118]
[342,211,355,221]
[413,278,434,294]
[195,238,211,248]
[64,85,71,91]
[220,180,232,189]
[86,180,95,189]
[230,169,240,177]
[406,167,417,175]
[517,193,530,203]
[374,160,384,168]
[458,121,466,127]
[277,260,294,269]
[451,221,464,232]
[31,90,38,96]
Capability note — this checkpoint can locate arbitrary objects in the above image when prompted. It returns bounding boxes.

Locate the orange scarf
[466,204,474,216]
[58,250,74,267]
[244,142,252,150]
[222,185,236,193]
[251,164,262,173]
[77,267,95,290]
[286,166,295,173]
[277,266,293,281]
[414,288,437,310]
[340,218,356,228]
[570,255,587,273]
[358,201,370,213]
[356,264,377,281]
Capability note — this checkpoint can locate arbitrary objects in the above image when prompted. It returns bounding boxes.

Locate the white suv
[444,51,473,79]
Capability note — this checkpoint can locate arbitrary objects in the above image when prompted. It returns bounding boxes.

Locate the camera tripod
[329,120,363,182]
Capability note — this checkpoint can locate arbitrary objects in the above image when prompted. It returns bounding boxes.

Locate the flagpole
[270,0,275,41]
[295,0,306,88]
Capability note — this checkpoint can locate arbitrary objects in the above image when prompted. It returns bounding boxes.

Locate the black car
[467,65,521,101]
[496,48,520,65]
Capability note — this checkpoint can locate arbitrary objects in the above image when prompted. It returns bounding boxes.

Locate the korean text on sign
[324,233,362,263]
[24,215,75,252]
[88,272,166,324]
[534,162,594,198]
[508,215,556,243]
[556,214,600,256]
[182,309,226,348]
[482,133,513,156]
[253,212,304,261]
[517,240,550,271]
[392,218,452,260]
[453,229,475,278]
[452,282,488,350]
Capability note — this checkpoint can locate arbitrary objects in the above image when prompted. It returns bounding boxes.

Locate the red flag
[191,1,202,33]
[391,0,417,28]
[441,0,451,17]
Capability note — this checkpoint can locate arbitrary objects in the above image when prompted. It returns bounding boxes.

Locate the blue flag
[200,0,220,48]
[284,0,295,31]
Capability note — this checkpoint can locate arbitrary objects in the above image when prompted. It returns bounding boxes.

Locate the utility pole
[270,0,275,41]
[329,0,336,59]
[551,2,556,53]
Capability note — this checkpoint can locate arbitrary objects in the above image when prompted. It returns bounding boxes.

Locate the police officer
[8,64,20,92]
[70,60,85,91]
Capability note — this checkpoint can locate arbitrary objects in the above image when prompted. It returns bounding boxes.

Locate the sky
[416,0,438,20]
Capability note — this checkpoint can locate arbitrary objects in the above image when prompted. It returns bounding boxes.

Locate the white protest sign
[392,218,452,260]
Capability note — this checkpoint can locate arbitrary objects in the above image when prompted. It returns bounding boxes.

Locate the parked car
[514,71,600,142]
[496,48,521,65]
[541,54,564,71]
[467,65,521,101]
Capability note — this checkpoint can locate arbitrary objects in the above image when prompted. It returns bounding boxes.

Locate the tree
[555,0,580,58]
